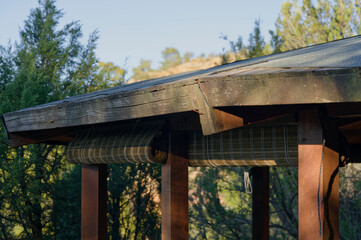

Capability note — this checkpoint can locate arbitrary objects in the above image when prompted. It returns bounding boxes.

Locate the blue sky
[0,0,286,71]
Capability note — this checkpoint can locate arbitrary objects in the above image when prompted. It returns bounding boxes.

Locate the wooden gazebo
[3,36,361,239]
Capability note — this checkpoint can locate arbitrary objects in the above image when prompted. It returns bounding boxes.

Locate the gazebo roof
[3,36,361,148]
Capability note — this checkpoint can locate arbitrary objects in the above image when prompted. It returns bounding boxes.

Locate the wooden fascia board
[3,68,361,145]
[198,68,361,107]
[2,77,242,144]
[3,78,197,133]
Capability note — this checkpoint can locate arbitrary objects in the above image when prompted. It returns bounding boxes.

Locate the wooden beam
[82,164,107,240]
[6,131,74,147]
[252,167,269,240]
[199,108,244,135]
[339,119,361,145]
[162,132,188,240]
[5,68,359,137]
[326,102,361,118]
[168,112,202,132]
[188,84,244,135]
[298,109,339,240]
[198,68,360,107]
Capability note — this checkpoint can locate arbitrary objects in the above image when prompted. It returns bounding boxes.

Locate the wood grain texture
[188,83,244,135]
[3,68,361,145]
[3,80,196,132]
[298,109,339,240]
[81,164,107,240]
[162,132,189,240]
[210,108,244,134]
[198,69,360,107]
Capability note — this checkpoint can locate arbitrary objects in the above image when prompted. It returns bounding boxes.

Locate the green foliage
[269,30,284,54]
[2,0,361,239]
[107,164,161,240]
[220,19,272,65]
[189,166,299,239]
[269,168,298,238]
[208,1,361,239]
[99,61,127,86]
[132,59,153,81]
[0,144,67,239]
[0,1,163,239]
[131,48,194,81]
[219,34,245,64]
[160,47,182,70]
[0,0,120,239]
[339,164,361,239]
[247,19,266,59]
[190,167,252,239]
[51,165,81,239]
[275,0,360,51]
[183,52,194,63]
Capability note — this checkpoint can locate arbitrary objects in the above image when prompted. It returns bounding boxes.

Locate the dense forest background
[1,0,361,239]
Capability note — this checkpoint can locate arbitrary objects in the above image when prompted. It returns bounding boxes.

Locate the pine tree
[275,0,360,52]
[1,2,164,239]
[247,19,266,58]
[0,1,111,238]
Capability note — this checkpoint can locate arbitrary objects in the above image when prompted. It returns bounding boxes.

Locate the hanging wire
[317,139,326,236]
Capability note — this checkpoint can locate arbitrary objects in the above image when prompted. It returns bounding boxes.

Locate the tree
[132,59,153,81]
[220,19,271,65]
[275,0,361,52]
[99,61,127,86]
[51,165,81,239]
[160,47,182,70]
[107,164,161,240]
[0,3,163,238]
[269,30,284,54]
[339,164,361,239]
[219,34,245,64]
[247,19,267,59]
[189,167,253,239]
[0,1,111,238]
[182,52,194,63]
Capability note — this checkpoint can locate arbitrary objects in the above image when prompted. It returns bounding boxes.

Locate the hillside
[127,54,235,83]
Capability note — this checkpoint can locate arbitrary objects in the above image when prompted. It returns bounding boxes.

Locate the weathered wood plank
[3,81,196,132]
[210,108,244,133]
[199,69,360,107]
[81,164,107,240]
[3,68,361,137]
[162,132,189,240]
[6,131,74,147]
[188,84,244,135]
[298,108,339,240]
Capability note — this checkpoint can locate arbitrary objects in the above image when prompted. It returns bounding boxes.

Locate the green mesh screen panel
[188,125,298,167]
[66,120,167,164]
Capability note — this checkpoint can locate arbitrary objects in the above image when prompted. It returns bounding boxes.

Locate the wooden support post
[162,132,189,240]
[298,109,339,240]
[82,164,107,240]
[252,167,269,240]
